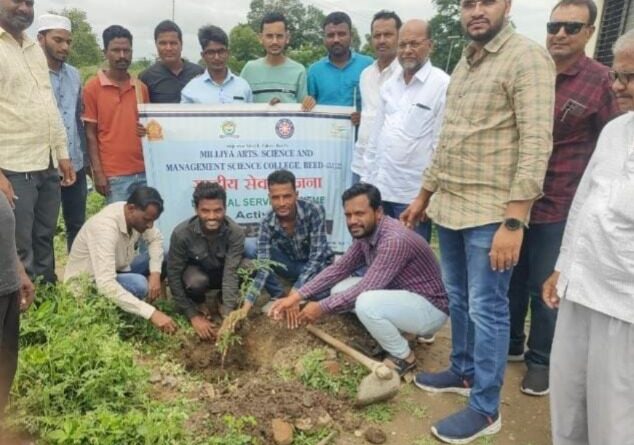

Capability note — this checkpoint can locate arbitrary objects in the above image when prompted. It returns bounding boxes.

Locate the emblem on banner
[330,123,349,138]
[221,120,237,138]
[146,120,164,141]
[275,118,295,139]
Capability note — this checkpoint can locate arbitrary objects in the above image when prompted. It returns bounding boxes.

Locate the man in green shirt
[240,12,308,104]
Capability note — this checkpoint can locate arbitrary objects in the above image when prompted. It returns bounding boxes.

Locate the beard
[0,9,34,32]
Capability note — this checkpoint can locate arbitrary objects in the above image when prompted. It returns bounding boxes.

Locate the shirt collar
[400,59,432,85]
[115,203,131,236]
[327,50,356,69]
[49,62,68,76]
[203,68,235,86]
[97,70,136,91]
[559,54,589,77]
[365,215,386,247]
[0,26,34,48]
[464,23,514,63]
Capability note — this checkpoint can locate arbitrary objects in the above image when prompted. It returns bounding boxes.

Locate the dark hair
[552,0,598,26]
[341,183,381,210]
[192,181,227,208]
[371,10,402,32]
[267,169,296,190]
[322,11,352,31]
[127,186,164,215]
[103,25,133,50]
[261,11,287,32]
[198,24,228,50]
[154,20,182,42]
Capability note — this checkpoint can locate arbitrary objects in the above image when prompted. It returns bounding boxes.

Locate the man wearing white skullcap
[0,1,76,286]
[37,13,88,253]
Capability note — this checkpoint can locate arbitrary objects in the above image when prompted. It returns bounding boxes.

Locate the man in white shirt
[64,186,177,334]
[543,29,634,445]
[364,19,449,241]
[353,10,402,183]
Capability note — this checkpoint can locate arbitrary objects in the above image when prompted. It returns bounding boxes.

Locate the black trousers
[0,291,19,421]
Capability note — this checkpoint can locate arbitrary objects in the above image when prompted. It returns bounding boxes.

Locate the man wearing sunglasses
[401,0,555,442]
[508,0,620,397]
[544,29,634,445]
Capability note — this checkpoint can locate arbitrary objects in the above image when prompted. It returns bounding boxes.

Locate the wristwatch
[503,218,523,231]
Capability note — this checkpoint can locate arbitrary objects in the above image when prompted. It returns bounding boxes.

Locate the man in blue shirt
[37,14,87,251]
[307,11,373,124]
[181,25,252,104]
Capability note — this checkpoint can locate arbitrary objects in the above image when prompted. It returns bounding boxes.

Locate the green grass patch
[362,402,395,423]
[298,348,366,398]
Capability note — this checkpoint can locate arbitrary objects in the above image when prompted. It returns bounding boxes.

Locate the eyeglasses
[546,21,589,35]
[461,0,499,9]
[609,70,634,85]
[398,39,430,51]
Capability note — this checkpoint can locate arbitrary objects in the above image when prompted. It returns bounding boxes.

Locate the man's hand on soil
[298,302,323,325]
[191,315,216,340]
[150,310,178,334]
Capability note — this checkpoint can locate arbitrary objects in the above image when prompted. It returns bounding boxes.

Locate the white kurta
[363,60,449,204]
[555,112,634,324]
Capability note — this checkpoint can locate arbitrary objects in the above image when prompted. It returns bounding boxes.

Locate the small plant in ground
[216,258,283,368]
[400,399,429,419]
[362,402,395,423]
[294,428,333,445]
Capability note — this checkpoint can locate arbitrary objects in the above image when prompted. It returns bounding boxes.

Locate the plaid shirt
[245,199,334,303]
[300,217,448,315]
[530,56,621,223]
[423,25,555,229]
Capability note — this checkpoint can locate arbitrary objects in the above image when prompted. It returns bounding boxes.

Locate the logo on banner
[146,120,164,141]
[275,118,295,139]
[221,120,238,138]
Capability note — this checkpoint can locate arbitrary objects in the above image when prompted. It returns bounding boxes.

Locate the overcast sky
[31,0,556,61]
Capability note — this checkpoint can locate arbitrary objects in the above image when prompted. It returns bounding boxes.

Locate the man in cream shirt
[64,187,177,333]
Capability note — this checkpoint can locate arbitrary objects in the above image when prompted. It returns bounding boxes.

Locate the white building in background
[592,0,634,65]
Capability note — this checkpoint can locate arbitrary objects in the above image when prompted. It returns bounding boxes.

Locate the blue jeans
[438,223,512,417]
[61,168,87,252]
[115,253,150,299]
[334,277,448,359]
[382,201,431,243]
[107,172,146,204]
[508,221,564,367]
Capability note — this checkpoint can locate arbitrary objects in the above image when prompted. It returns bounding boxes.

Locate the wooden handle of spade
[305,324,382,372]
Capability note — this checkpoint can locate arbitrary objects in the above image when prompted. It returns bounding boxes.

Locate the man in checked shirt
[268,183,449,377]
[242,169,334,313]
[508,0,620,397]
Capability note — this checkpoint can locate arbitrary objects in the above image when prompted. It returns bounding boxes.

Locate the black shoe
[521,366,549,396]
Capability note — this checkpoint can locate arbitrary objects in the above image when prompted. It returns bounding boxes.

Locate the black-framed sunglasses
[546,21,589,35]
[609,70,634,85]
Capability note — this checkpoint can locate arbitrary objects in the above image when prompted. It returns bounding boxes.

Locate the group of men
[1,0,633,443]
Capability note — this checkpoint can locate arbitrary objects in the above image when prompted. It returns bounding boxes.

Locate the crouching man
[64,186,177,333]
[269,183,449,375]
[167,181,245,339]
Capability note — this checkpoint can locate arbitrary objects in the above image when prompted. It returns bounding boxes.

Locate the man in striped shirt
[269,183,448,376]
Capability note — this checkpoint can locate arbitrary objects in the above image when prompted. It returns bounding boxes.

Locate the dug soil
[169,313,550,445]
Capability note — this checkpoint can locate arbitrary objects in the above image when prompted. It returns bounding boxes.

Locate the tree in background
[429,0,466,74]
[50,8,102,68]
[228,24,264,73]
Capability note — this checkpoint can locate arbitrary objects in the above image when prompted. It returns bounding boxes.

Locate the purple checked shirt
[299,216,449,315]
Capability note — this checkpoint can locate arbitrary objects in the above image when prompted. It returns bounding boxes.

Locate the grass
[362,402,395,423]
[8,280,254,444]
[399,398,429,419]
[298,348,366,398]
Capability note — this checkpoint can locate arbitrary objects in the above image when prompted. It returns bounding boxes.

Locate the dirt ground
[169,313,551,445]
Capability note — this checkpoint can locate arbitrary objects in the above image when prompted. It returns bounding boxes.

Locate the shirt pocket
[459,79,508,125]
[403,104,434,139]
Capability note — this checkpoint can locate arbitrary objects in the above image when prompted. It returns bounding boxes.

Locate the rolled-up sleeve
[508,47,555,203]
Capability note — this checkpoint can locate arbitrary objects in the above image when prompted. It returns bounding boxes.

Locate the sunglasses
[609,70,634,85]
[546,21,589,35]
